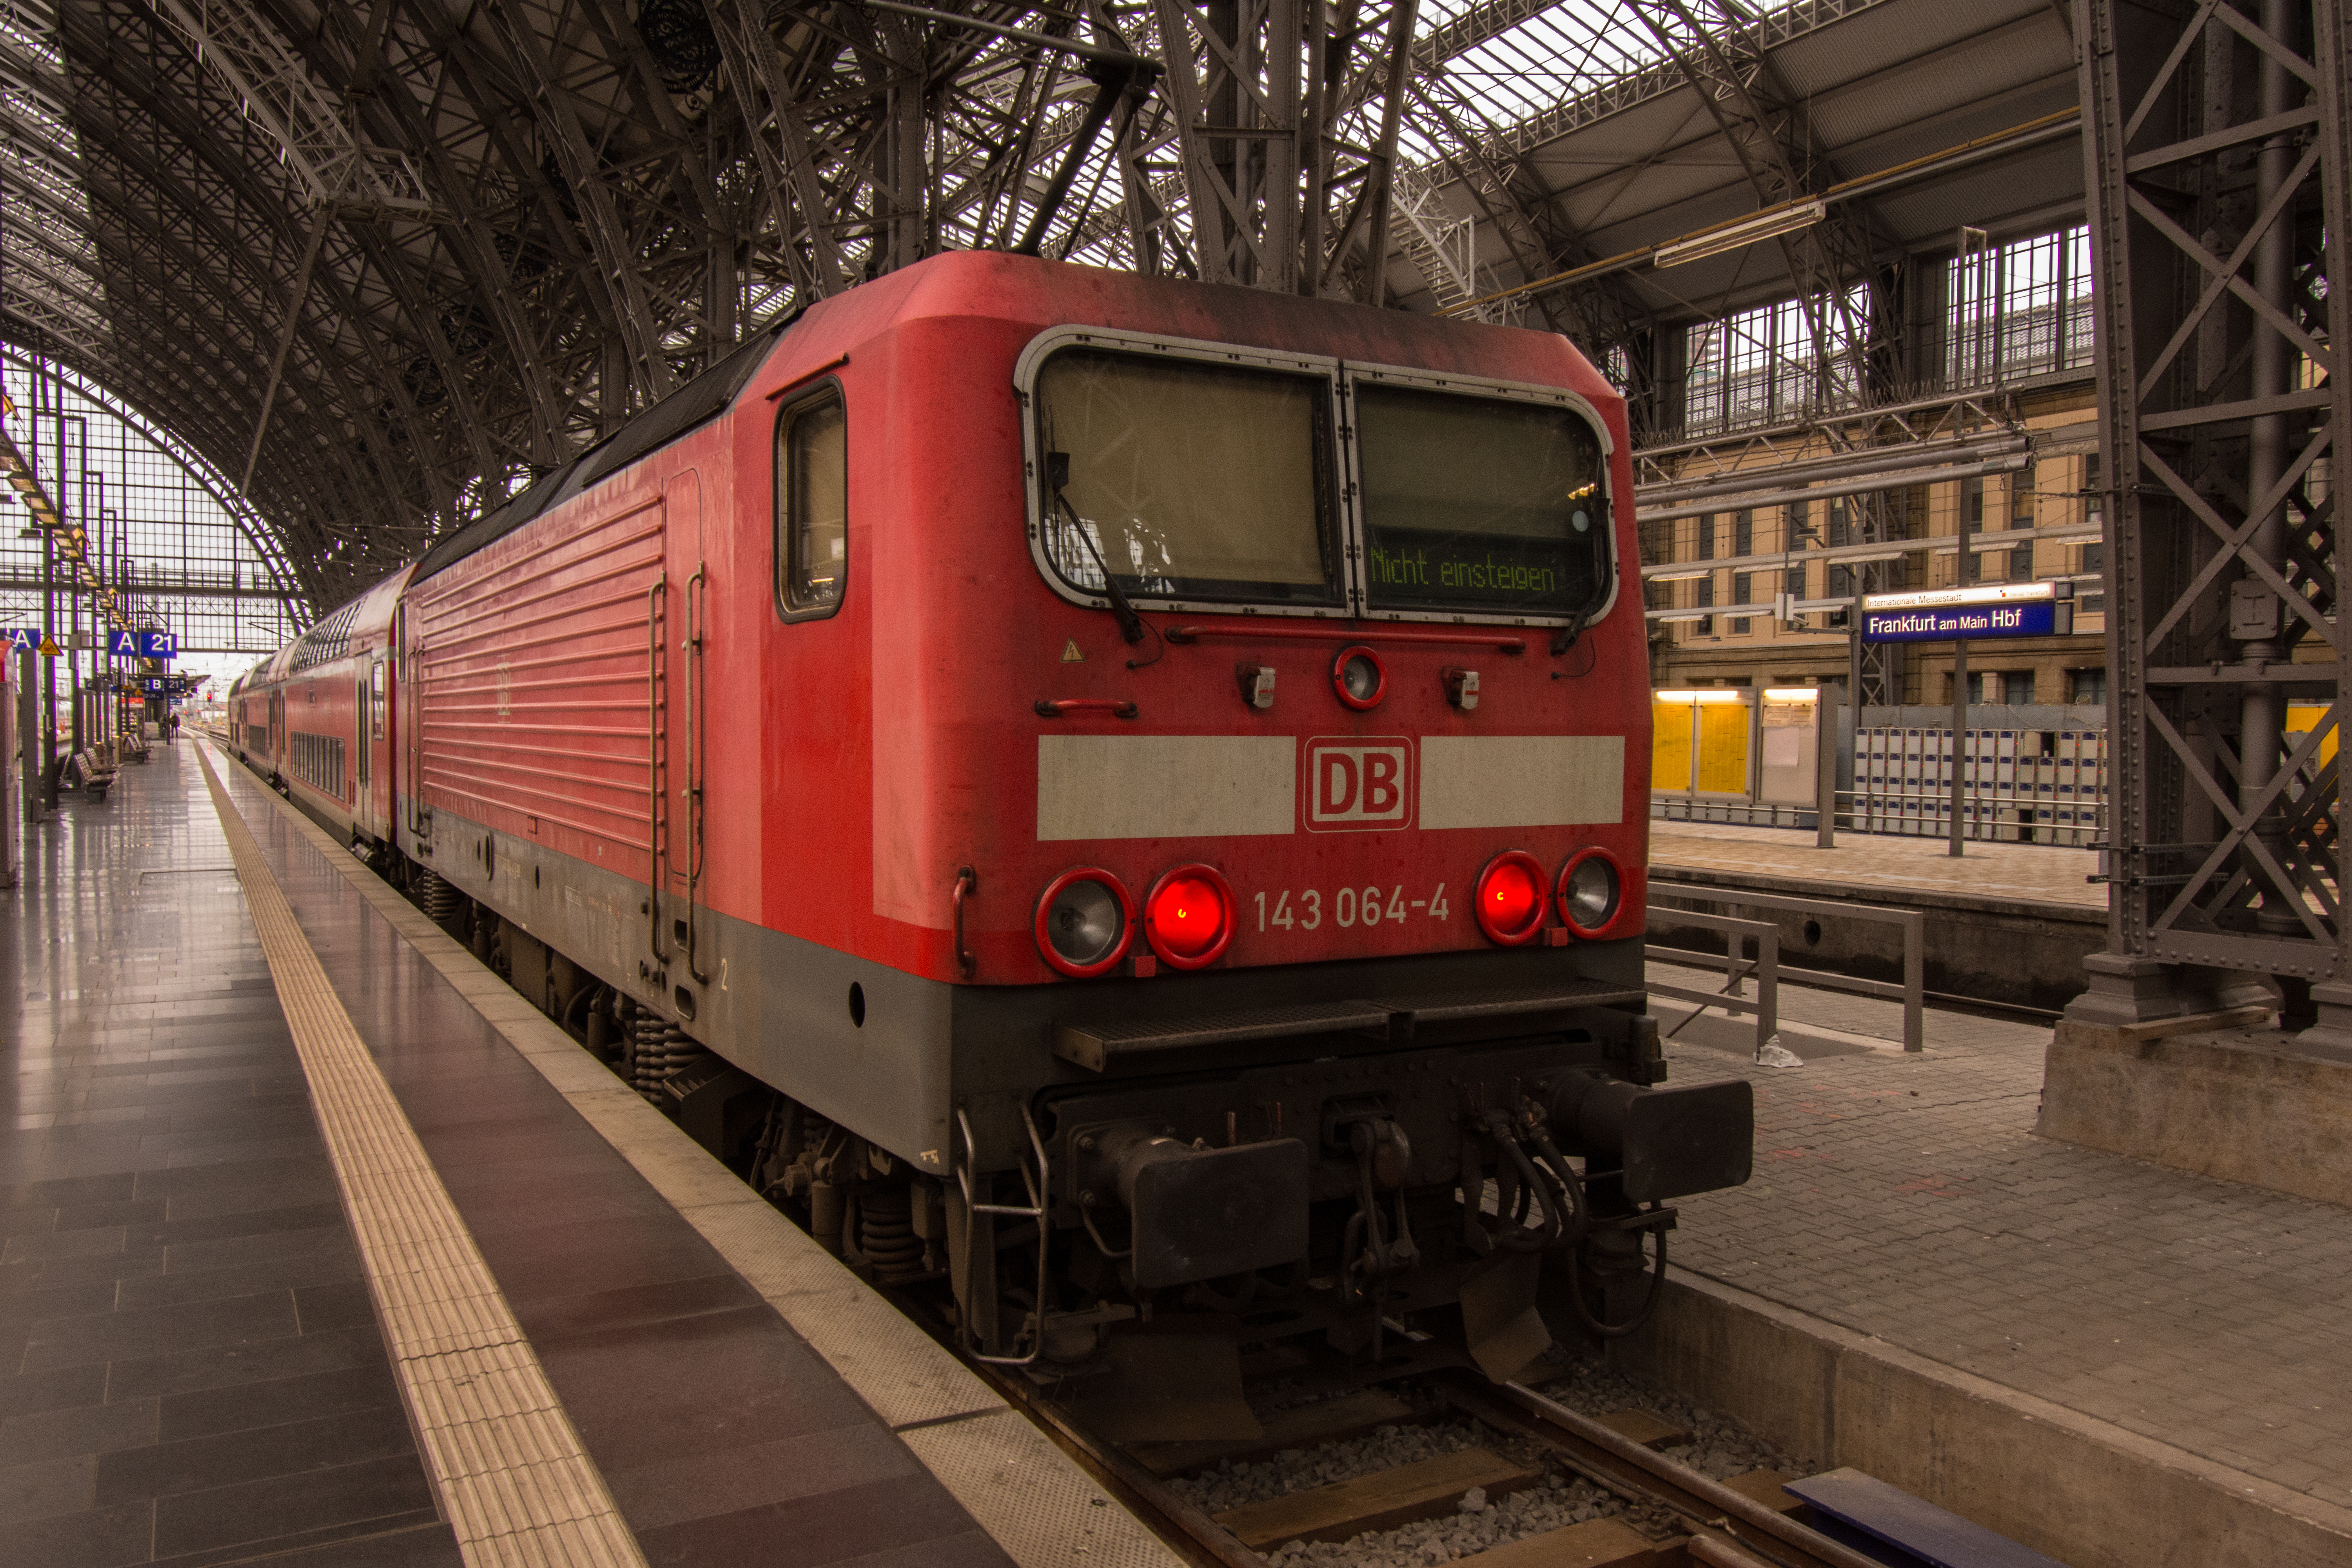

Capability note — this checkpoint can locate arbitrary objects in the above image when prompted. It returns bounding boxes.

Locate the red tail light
[1144,864,1235,969]
[1473,851,1548,945]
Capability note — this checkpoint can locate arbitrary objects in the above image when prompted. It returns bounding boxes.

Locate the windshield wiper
[1047,452,1146,646]
[1551,593,1601,657]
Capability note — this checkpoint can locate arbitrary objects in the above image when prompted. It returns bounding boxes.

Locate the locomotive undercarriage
[330,799,1753,1385]
[942,1016,1752,1381]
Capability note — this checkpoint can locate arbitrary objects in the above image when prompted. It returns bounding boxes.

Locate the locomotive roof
[410,322,787,585]
[403,252,1614,591]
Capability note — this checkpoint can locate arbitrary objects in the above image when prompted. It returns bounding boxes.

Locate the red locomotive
[228,252,1750,1375]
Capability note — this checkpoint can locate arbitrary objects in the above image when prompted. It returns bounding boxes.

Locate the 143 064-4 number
[1252,884,1450,933]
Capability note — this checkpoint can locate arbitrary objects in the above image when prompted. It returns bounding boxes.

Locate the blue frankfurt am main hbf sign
[1859,582,2070,644]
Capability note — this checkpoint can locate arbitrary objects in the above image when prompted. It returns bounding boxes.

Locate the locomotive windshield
[1034,349,1339,606]
[1355,385,1609,617]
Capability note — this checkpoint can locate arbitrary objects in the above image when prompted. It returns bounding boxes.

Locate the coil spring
[627,1014,705,1102]
[417,870,460,928]
[857,1188,925,1281]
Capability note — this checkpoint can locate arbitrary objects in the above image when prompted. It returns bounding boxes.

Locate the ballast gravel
[1528,1354,1815,1483]
[1165,1361,1813,1565]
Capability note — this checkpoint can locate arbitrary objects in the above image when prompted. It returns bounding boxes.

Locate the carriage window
[1356,385,1610,617]
[1034,350,1336,606]
[778,390,847,615]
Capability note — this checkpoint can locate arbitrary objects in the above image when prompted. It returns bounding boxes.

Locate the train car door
[662,468,704,973]
[397,603,427,858]
[355,655,386,840]
[354,668,370,816]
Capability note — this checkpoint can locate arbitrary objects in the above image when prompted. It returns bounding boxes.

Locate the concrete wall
[1646,866,2105,1013]
[2039,1020,2352,1207]
[1615,1270,2352,1568]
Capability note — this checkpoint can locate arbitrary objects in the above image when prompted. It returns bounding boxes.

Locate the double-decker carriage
[230,251,1751,1374]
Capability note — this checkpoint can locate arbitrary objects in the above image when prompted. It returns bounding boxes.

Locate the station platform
[3,743,1178,1568]
[1640,957,2352,1568]
[1646,819,2107,1013]
[1650,818,2103,910]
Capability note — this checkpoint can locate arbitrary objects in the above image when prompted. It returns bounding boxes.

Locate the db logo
[1304,738,1414,832]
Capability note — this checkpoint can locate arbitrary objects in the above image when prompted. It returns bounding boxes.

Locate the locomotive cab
[831,263,1766,1378]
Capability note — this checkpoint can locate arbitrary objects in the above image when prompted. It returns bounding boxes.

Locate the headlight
[1144,864,1235,969]
[1557,850,1623,936]
[1035,869,1134,977]
[1331,645,1387,710]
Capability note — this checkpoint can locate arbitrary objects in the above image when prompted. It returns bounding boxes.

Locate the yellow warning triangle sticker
[1060,638,1085,662]
[38,637,59,657]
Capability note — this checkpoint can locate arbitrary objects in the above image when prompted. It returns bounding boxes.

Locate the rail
[1644,906,1779,1061]
[1650,881,1926,1053]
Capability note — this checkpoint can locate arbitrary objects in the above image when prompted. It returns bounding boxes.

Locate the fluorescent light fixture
[1863,581,2058,612]
[1654,200,1828,268]
[1644,566,1718,582]
[1836,550,1910,565]
[1655,688,1747,703]
[1764,687,1820,701]
[1651,610,1715,624]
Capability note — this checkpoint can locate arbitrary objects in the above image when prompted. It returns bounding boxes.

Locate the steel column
[2069,0,2351,1035]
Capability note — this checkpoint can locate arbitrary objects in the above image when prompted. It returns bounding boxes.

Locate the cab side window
[777,389,847,617]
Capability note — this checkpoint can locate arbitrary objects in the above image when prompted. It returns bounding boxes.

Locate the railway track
[933,1318,1883,1568]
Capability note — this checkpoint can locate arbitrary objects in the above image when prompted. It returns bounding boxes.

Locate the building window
[1697,515,1715,561]
[1733,510,1753,558]
[2003,670,2035,705]
[2069,667,2107,705]
[1960,477,1984,583]
[1785,560,1807,599]
[1949,225,2094,387]
[1602,343,1635,394]
[2079,541,2105,615]
[1694,573,1714,635]
[1683,286,1871,435]
[1731,572,1752,634]
[2007,463,2036,580]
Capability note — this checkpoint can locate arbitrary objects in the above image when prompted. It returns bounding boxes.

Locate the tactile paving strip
[194,744,646,1568]
[202,742,1187,1568]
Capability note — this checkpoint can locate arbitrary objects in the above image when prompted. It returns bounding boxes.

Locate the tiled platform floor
[1658,961,2352,1510]
[1651,818,2104,907]
[5,745,1018,1567]
[2,744,457,1566]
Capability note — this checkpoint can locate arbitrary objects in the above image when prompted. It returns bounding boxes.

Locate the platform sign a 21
[109,628,177,660]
